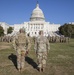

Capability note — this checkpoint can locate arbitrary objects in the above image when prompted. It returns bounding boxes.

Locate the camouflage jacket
[12,33,31,51]
[34,35,50,53]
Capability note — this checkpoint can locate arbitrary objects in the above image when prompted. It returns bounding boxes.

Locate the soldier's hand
[25,50,29,56]
[26,50,28,54]
[26,50,29,54]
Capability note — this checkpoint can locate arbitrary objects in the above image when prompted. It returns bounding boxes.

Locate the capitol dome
[30,2,45,21]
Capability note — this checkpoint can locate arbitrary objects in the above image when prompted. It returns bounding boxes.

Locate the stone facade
[0,3,61,37]
[12,3,60,37]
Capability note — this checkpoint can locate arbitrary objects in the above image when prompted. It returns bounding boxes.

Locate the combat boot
[39,67,42,72]
[20,68,23,72]
[18,68,21,72]
[42,64,46,72]
[42,67,45,72]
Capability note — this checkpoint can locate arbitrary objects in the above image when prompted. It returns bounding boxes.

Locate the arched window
[32,32,33,34]
[35,32,36,34]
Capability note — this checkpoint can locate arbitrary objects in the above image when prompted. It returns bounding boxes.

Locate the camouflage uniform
[12,30,31,71]
[35,31,50,72]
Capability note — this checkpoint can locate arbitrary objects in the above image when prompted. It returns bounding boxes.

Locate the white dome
[30,3,45,21]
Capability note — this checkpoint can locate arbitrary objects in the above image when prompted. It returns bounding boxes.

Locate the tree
[71,25,74,38]
[7,27,13,34]
[0,26,4,36]
[59,23,74,38]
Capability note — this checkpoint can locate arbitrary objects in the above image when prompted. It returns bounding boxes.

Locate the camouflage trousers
[37,52,47,68]
[17,48,26,69]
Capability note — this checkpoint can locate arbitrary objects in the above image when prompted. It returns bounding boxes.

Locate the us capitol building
[0,2,61,37]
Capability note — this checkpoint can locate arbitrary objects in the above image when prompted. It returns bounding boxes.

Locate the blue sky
[0,0,74,25]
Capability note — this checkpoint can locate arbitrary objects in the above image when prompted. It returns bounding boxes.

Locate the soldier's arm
[27,37,31,51]
[12,36,16,51]
[46,38,50,53]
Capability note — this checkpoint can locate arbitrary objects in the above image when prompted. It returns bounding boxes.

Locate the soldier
[52,36,56,43]
[34,31,50,72]
[55,36,60,43]
[12,28,31,72]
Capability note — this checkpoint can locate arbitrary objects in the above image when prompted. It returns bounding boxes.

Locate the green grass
[0,39,74,75]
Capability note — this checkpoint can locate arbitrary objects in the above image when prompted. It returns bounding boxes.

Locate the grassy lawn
[0,39,74,75]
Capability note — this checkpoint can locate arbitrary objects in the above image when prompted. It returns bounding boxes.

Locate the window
[41,26,43,29]
[35,32,36,34]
